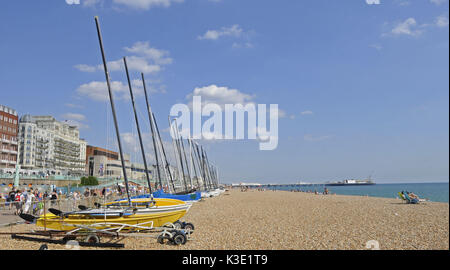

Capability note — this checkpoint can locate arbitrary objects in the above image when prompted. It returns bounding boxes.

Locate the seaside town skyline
[1,0,449,184]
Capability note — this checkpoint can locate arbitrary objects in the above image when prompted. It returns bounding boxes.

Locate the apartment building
[18,115,87,175]
[0,105,19,169]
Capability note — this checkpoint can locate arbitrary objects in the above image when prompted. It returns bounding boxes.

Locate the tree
[80,176,99,186]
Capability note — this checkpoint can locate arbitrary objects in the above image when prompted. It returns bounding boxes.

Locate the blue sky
[0,0,448,184]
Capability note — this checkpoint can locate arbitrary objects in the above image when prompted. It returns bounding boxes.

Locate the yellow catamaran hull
[36,208,188,231]
[35,199,190,231]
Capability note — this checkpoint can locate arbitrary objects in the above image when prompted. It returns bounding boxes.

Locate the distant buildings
[86,145,153,181]
[0,106,160,183]
[17,115,86,175]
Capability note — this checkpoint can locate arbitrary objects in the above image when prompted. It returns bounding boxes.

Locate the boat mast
[94,16,131,206]
[152,113,176,193]
[141,73,163,191]
[194,143,208,191]
[178,133,193,191]
[202,148,212,190]
[189,138,200,190]
[173,118,189,193]
[124,58,153,195]
[169,117,182,192]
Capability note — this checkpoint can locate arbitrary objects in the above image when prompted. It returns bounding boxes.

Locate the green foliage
[80,176,99,186]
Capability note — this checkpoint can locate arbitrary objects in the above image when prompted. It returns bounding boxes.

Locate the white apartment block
[18,115,87,175]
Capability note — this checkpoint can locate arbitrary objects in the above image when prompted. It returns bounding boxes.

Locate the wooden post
[43,196,47,232]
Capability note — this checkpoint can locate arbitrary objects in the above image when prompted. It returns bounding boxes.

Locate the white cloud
[232,42,254,49]
[62,113,86,121]
[198,25,244,40]
[61,113,89,129]
[75,41,171,75]
[436,15,449,27]
[74,64,97,72]
[369,44,383,50]
[365,0,381,4]
[300,110,314,115]
[390,18,423,37]
[112,0,184,10]
[430,0,448,5]
[64,119,89,130]
[124,41,173,65]
[76,81,129,102]
[186,85,255,108]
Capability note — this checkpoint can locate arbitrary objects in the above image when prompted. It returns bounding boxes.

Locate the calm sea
[268,182,449,203]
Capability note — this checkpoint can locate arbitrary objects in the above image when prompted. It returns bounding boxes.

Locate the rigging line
[173,118,189,193]
[152,112,176,193]
[169,119,182,192]
[134,104,169,191]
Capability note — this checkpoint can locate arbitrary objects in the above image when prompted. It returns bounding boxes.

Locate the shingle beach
[1,189,448,250]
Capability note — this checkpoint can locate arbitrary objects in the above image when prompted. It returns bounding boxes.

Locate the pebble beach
[1,189,448,250]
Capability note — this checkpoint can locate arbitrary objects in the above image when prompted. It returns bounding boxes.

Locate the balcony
[0,138,17,145]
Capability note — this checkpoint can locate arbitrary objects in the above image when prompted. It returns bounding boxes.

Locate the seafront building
[86,145,154,181]
[17,115,87,176]
[0,105,19,169]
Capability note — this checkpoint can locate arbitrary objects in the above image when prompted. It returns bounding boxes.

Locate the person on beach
[8,189,15,210]
[24,190,35,214]
[14,190,23,215]
[50,190,58,206]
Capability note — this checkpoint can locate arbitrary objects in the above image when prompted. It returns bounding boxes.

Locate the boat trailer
[2,220,194,249]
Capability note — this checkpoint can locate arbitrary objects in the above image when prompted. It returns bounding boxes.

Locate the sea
[267,182,449,203]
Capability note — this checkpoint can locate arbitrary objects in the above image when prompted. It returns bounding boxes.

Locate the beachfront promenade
[1,189,448,250]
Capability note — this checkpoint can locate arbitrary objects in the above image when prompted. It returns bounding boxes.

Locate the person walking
[50,189,58,206]
[24,190,35,214]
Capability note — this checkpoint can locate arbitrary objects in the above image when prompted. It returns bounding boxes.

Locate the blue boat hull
[125,189,201,202]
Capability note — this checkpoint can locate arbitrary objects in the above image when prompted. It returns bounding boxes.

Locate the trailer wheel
[62,235,77,244]
[157,233,171,244]
[39,244,48,250]
[171,231,187,245]
[173,220,183,229]
[85,234,100,244]
[183,222,194,233]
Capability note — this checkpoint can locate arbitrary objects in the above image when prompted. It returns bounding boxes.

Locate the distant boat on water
[325,179,375,186]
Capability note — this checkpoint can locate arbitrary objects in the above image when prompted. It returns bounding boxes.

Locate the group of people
[1,188,55,215]
[0,184,154,216]
[290,187,332,195]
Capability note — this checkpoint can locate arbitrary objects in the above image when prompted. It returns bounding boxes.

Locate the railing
[0,192,140,217]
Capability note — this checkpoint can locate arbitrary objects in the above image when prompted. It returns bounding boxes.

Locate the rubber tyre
[171,231,187,245]
[183,222,194,232]
[85,234,100,244]
[173,220,183,229]
[157,233,170,244]
[62,235,77,244]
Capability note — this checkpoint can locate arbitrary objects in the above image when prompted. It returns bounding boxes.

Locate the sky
[0,0,448,184]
